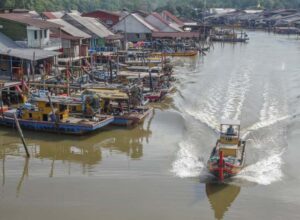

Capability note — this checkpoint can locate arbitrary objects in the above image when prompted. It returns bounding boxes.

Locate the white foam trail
[242,82,289,139]
[222,68,250,121]
[242,115,290,139]
[239,82,287,185]
[171,141,205,178]
[235,151,284,185]
[185,109,219,131]
[183,83,224,131]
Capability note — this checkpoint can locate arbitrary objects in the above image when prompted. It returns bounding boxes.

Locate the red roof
[50,30,81,40]
[152,32,199,38]
[82,10,121,17]
[0,13,62,29]
[42,12,57,19]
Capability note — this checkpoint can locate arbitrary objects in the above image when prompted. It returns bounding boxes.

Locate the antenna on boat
[218,150,224,182]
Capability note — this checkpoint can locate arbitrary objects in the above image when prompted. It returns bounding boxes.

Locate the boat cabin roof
[85,88,129,100]
[220,119,241,126]
[30,97,81,105]
[118,71,159,78]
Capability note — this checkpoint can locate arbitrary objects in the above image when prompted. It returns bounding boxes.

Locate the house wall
[0,19,27,41]
[125,33,152,42]
[0,55,11,78]
[27,26,50,48]
[61,39,80,57]
[0,19,51,48]
[113,15,152,34]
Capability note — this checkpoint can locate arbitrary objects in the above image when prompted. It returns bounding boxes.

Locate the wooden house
[0,12,62,50]
[0,32,60,81]
[112,13,158,42]
[48,19,91,59]
[62,11,115,50]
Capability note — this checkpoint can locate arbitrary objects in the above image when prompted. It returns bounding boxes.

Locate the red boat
[207,120,246,181]
[144,91,162,102]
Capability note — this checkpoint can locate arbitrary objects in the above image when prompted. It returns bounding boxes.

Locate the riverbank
[1,31,300,220]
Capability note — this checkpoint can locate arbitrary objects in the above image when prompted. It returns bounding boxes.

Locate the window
[29,113,32,118]
[34,30,38,39]
[40,30,43,39]
[44,29,47,38]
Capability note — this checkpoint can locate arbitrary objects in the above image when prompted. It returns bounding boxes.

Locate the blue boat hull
[112,117,135,126]
[0,116,114,135]
[112,108,153,127]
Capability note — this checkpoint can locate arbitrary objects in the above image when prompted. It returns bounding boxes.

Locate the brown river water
[1,31,300,220]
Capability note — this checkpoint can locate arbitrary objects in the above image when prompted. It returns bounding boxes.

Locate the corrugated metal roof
[150,12,170,26]
[52,11,65,19]
[0,48,60,60]
[50,19,91,39]
[0,13,62,29]
[162,11,184,26]
[82,10,121,17]
[85,17,113,37]
[50,30,81,40]
[64,13,114,38]
[132,13,158,32]
[169,23,183,32]
[0,32,59,60]
[42,12,57,19]
[146,13,183,32]
[0,31,19,48]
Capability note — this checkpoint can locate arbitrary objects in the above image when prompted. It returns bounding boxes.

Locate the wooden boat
[113,106,153,126]
[0,98,114,135]
[207,120,246,181]
[144,91,162,102]
[151,50,198,57]
[83,88,152,127]
[211,37,248,43]
[211,30,249,43]
[125,59,162,67]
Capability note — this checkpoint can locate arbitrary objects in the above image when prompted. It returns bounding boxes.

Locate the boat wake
[221,68,251,120]
[172,55,288,186]
[234,150,284,185]
[171,141,206,178]
[242,115,290,139]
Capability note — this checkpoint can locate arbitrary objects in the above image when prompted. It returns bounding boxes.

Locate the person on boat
[226,125,235,136]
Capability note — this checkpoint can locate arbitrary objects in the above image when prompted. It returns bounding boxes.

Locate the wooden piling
[0,83,4,119]
[109,59,113,83]
[13,113,30,158]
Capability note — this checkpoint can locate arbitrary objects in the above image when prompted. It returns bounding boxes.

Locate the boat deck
[217,142,243,161]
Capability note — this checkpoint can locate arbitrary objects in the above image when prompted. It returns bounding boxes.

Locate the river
[1,31,300,220]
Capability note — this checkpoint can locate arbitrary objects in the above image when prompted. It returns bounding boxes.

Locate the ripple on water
[171,44,289,186]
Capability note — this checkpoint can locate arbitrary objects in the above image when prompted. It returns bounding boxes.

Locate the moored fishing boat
[151,50,198,57]
[0,98,114,135]
[113,106,153,126]
[83,88,153,127]
[207,120,246,181]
